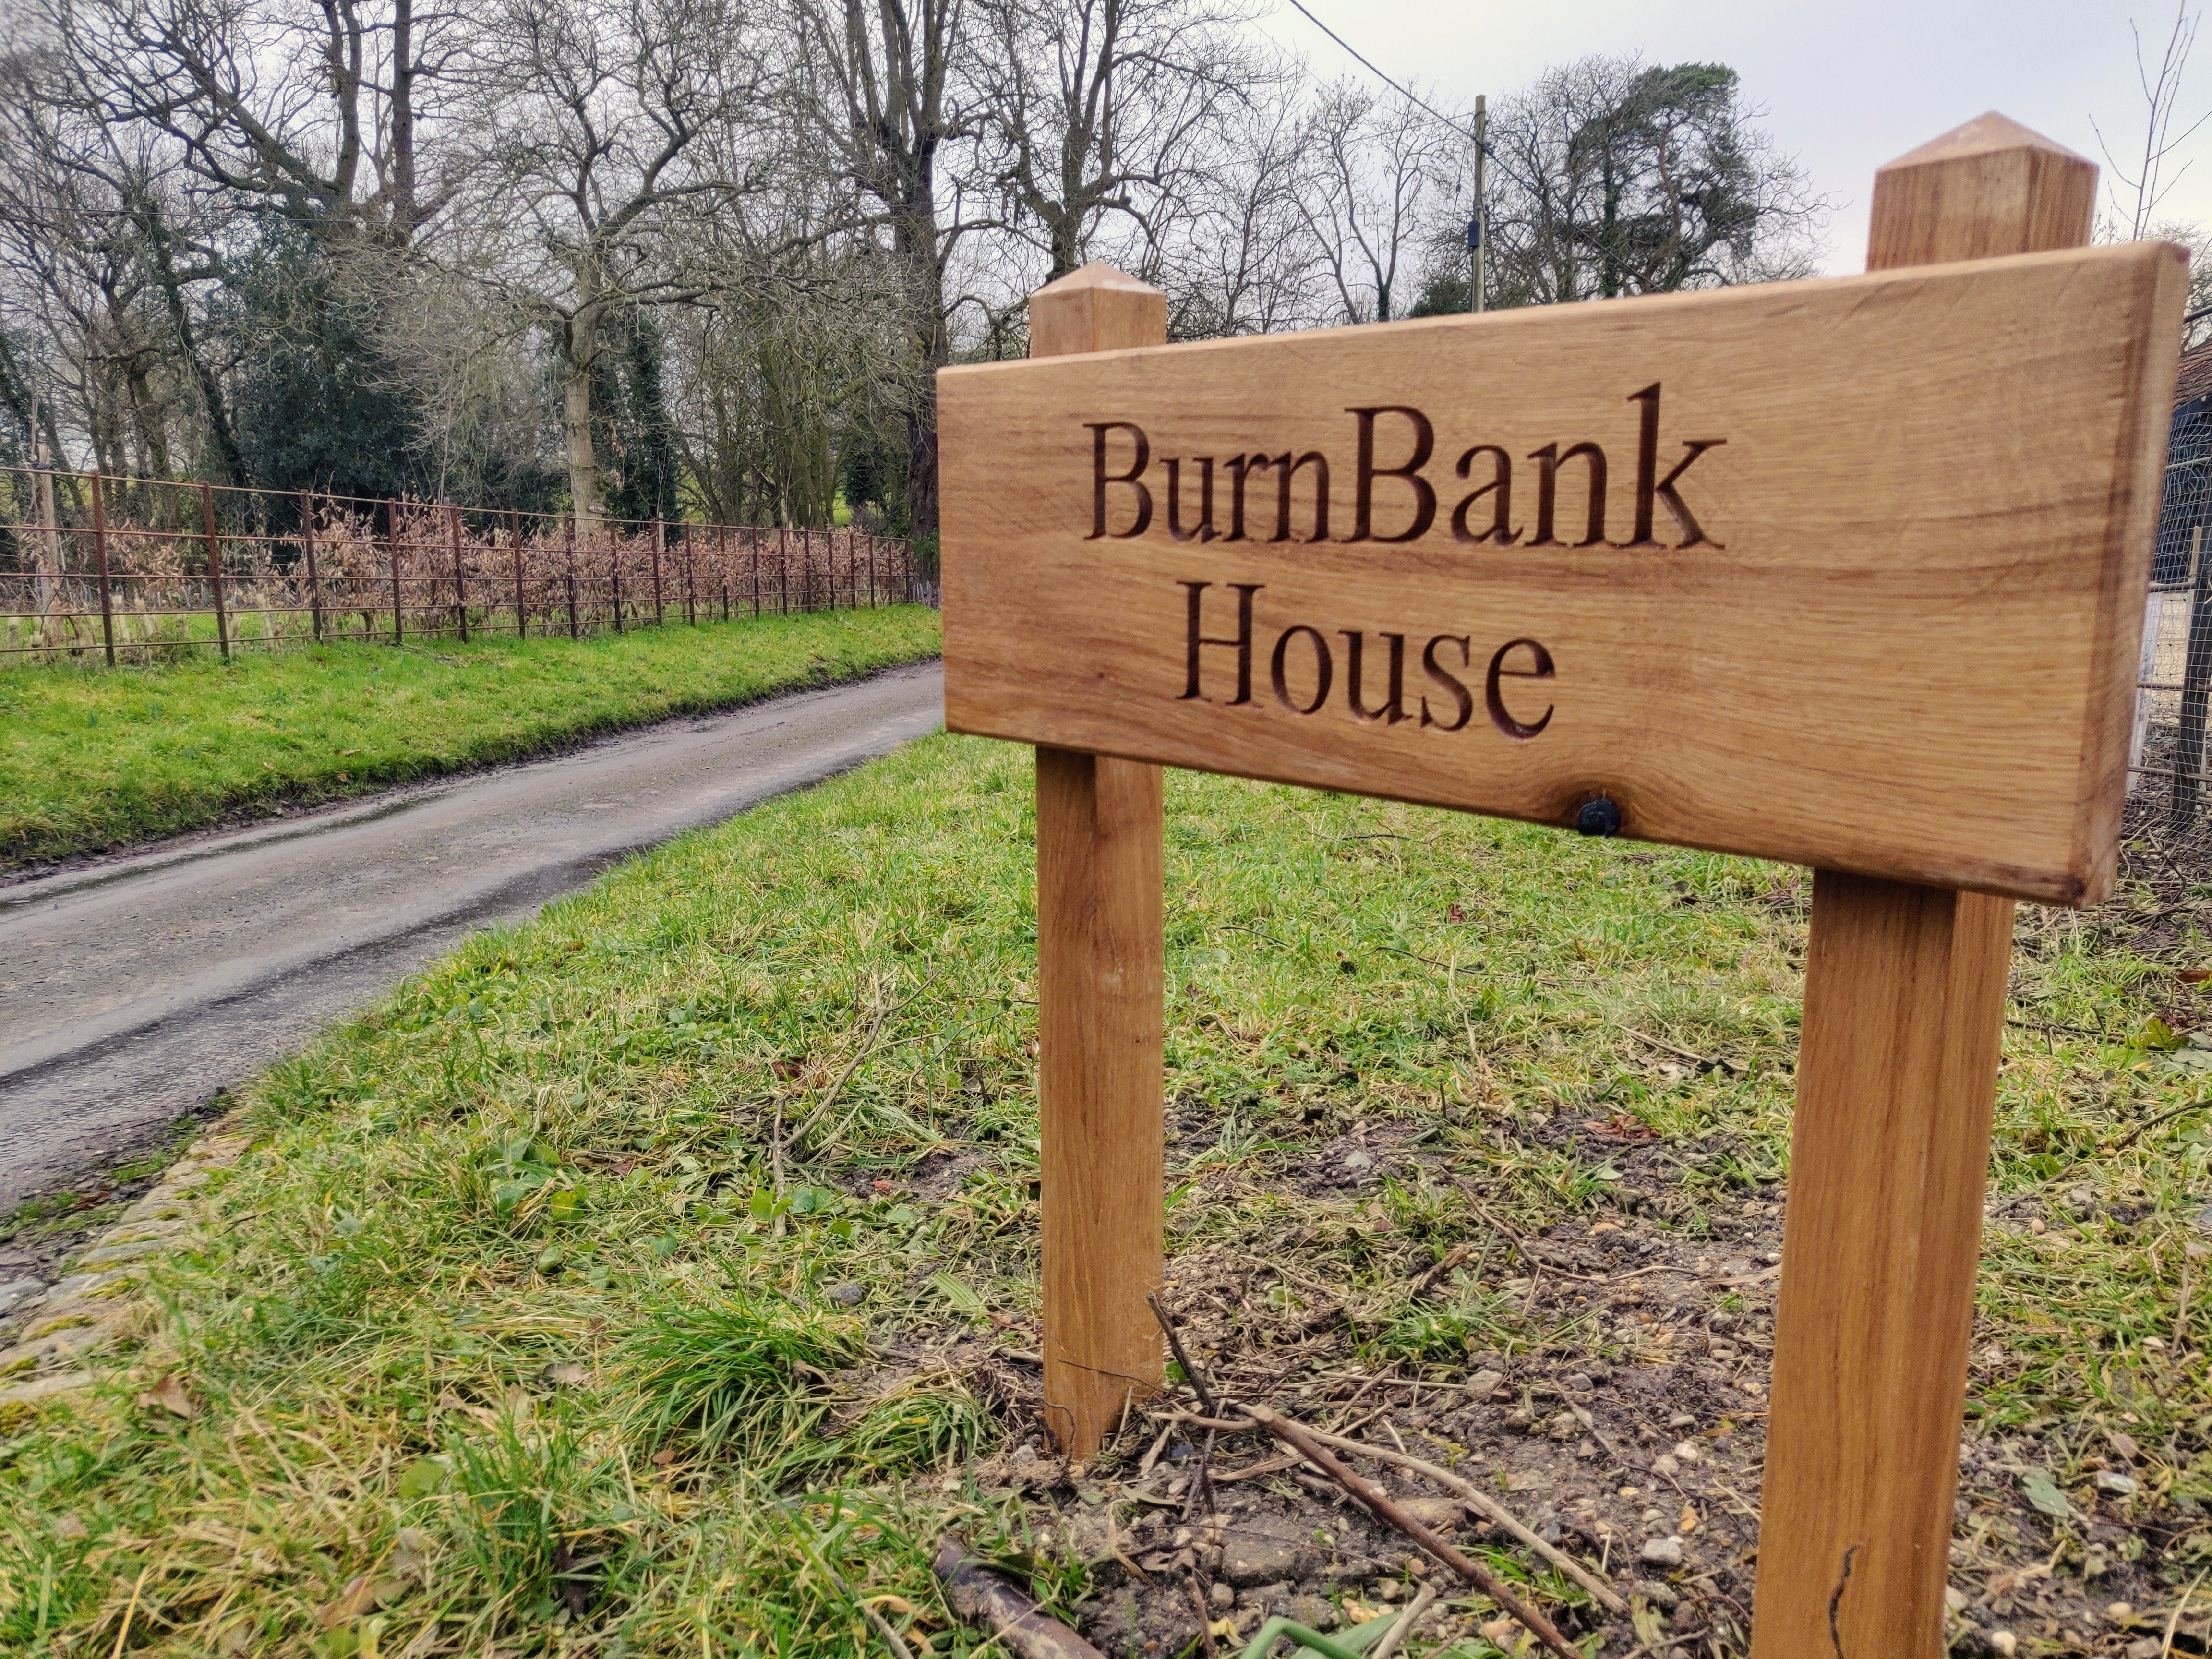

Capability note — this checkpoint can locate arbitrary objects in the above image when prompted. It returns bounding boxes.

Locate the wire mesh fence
[2133,389,2212,835]
[0,466,929,665]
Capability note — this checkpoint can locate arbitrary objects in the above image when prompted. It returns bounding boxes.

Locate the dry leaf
[1208,1618,1241,1640]
[317,1574,378,1629]
[2178,968,2212,984]
[864,1596,918,1616]
[137,1374,195,1418]
[1679,1503,1699,1534]
[650,1447,678,1466]
[770,1058,806,1081]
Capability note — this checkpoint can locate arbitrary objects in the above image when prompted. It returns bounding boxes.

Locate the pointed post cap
[1869,112,2096,269]
[1029,262,1167,358]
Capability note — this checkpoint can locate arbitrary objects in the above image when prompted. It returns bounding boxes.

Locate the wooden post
[201,482,229,660]
[1029,263,1170,1459]
[1751,114,2097,1659]
[92,472,114,666]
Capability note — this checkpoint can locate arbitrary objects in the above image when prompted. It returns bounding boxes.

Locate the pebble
[1945,1587,1968,1611]
[1653,1455,1680,1478]
[1639,1536,1685,1568]
[827,1282,866,1306]
[1467,1368,1505,1401]
[2095,1471,2139,1496]
[2106,1602,2135,1625]
[1989,1633,2017,1658]
[1672,1441,1703,1464]
[1209,1582,1234,1611]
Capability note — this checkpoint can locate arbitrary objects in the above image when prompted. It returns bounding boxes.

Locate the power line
[1278,0,1485,147]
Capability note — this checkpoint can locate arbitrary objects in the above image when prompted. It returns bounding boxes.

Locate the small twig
[790,972,934,1145]
[1186,1571,1216,1659]
[1233,1404,1582,1659]
[2161,1567,2208,1658]
[1410,1242,1472,1298]
[1149,1293,1221,1417]
[1206,1454,1300,1484]
[2110,1097,2212,1151]
[1375,945,1452,972]
[786,1517,917,1659]
[1369,1582,1439,1659]
[1285,1420,1629,1616]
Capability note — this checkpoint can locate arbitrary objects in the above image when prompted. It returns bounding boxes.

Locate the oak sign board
[940,242,2186,906]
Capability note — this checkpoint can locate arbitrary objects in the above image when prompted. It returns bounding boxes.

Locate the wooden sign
[942,242,2184,905]
[946,114,2187,1659]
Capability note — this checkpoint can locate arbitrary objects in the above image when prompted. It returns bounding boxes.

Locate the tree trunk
[562,311,600,525]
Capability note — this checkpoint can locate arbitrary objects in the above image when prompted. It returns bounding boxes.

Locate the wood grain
[939,236,2183,906]
[1030,264,1168,1458]
[1750,113,2081,1659]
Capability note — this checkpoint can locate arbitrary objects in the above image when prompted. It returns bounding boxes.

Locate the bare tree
[1297,78,1456,324]
[456,0,770,519]
[788,0,992,538]
[975,0,1265,282]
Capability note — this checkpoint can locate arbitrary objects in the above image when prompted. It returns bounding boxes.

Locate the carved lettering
[1166,457,1219,543]
[1655,440,1726,548]
[1274,452,1331,543]
[1342,631,1407,724]
[1528,442,1607,548]
[1451,445,1517,545]
[1089,422,1152,539]
[1347,407,1435,543]
[1485,638,1556,739]
[1420,635,1474,730]
[1087,390,1721,548]
[1226,454,1267,541]
[1271,625,1334,715]
[1180,580,1259,704]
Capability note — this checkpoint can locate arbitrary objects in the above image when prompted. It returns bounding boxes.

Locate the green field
[0,607,941,868]
[1,732,2204,1657]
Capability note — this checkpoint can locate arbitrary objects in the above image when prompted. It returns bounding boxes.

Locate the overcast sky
[1250,0,2212,273]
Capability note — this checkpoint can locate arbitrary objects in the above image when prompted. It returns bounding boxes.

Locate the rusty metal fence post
[565,514,579,638]
[650,518,665,627]
[388,500,404,644]
[201,482,230,659]
[92,473,115,665]
[449,505,469,642]
[301,491,325,642]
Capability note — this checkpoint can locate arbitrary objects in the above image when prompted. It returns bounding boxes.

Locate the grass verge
[0,735,2207,1658]
[0,606,941,869]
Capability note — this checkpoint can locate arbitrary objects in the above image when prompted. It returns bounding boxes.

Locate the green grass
[0,606,941,868]
[1,734,2207,1656]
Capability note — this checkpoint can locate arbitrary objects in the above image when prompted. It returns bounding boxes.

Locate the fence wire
[0,467,928,666]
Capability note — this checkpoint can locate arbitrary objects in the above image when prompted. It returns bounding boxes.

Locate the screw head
[1575,796,1623,838]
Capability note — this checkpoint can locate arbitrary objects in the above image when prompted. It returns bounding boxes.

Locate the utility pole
[1469,95,1488,314]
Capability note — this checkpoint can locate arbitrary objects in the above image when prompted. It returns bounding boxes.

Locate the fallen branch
[932,1536,1105,1659]
[1282,1421,1628,1616]
[1233,1404,1583,1659]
